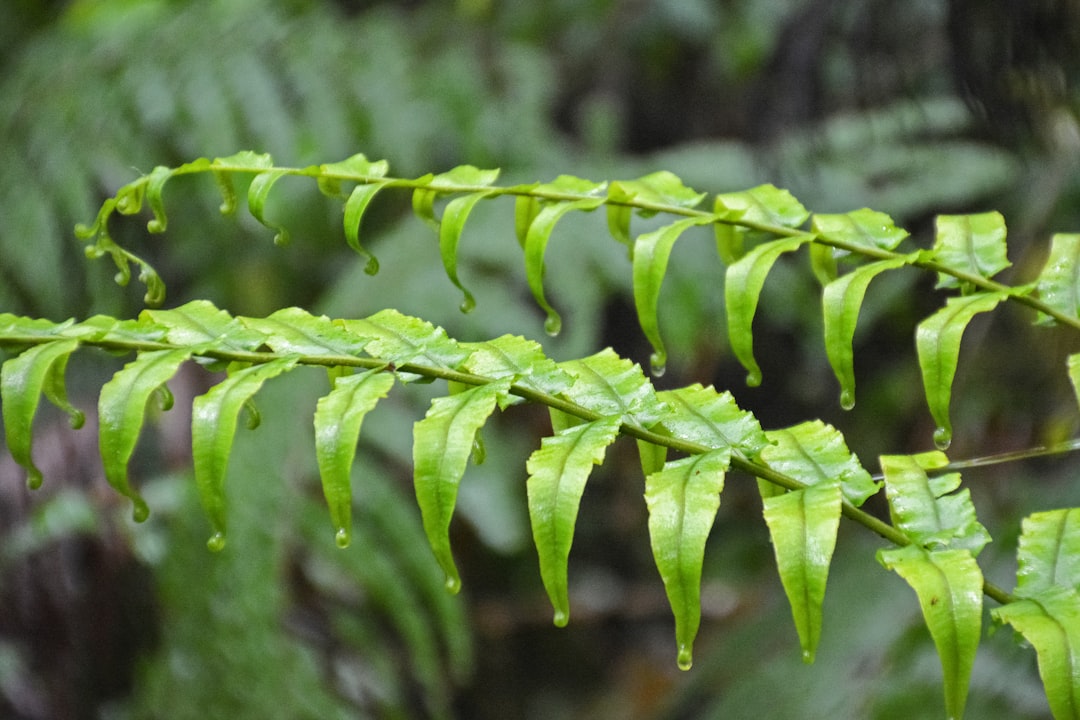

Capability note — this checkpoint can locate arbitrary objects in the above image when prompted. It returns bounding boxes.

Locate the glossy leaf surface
[932,212,1010,289]
[460,335,574,402]
[811,208,908,251]
[1014,508,1080,597]
[557,348,665,426]
[1035,233,1080,325]
[413,379,510,593]
[655,383,767,456]
[762,421,879,506]
[241,307,369,357]
[645,448,729,670]
[527,415,622,626]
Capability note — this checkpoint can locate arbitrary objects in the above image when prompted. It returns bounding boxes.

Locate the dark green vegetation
[2,1,1080,719]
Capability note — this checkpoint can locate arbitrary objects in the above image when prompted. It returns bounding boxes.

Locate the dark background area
[1,1,1079,718]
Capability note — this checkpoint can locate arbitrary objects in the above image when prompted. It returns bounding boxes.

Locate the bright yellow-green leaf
[932,212,1010,289]
[439,192,493,313]
[656,383,768,456]
[763,421,878,506]
[558,348,665,426]
[1014,508,1080,597]
[247,168,292,245]
[314,369,395,549]
[811,208,909,251]
[645,448,729,670]
[413,379,510,593]
[1035,233,1080,325]
[527,415,622,626]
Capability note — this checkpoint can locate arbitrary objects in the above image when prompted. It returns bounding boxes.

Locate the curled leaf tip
[68,409,86,430]
[544,314,562,337]
[677,645,693,671]
[363,256,380,276]
[552,609,569,628]
[206,532,226,552]
[840,390,855,411]
[334,527,350,549]
[933,427,952,451]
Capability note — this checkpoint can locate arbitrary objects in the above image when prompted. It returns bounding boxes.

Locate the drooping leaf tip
[26,470,43,491]
[131,499,150,523]
[677,644,693,671]
[363,256,380,276]
[544,314,562,337]
[334,527,351,549]
[444,575,462,595]
[206,532,226,552]
[553,609,569,627]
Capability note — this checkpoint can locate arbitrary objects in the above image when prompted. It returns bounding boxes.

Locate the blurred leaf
[1035,233,1080,325]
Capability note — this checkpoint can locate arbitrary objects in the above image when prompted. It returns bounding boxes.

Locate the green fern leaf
[1,338,81,489]
[725,235,814,387]
[632,216,719,375]
[98,349,191,522]
[240,307,369,357]
[916,292,1007,449]
[992,587,1080,720]
[1070,355,1080,415]
[413,379,511,593]
[527,415,622,626]
[822,257,912,409]
[1035,233,1080,325]
[557,348,665,426]
[411,165,500,232]
[932,212,1010,289]
[143,300,266,354]
[460,334,574,403]
[313,369,395,549]
[191,355,299,551]
[144,165,174,234]
[644,448,729,670]
[1014,509,1080,596]
[880,453,990,554]
[878,544,983,720]
[655,383,767,456]
[607,171,707,254]
[762,479,842,664]
[524,197,606,336]
[317,153,390,198]
[341,309,469,373]
[247,168,292,246]
[715,184,810,229]
[762,421,879,506]
[439,191,493,313]
[811,208,909,252]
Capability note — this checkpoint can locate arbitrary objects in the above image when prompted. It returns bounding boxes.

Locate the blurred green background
[1,0,1079,718]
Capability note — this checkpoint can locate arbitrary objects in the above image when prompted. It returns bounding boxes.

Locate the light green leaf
[209,151,273,216]
[916,292,1007,449]
[143,300,267,354]
[808,242,838,286]
[1,339,81,489]
[822,257,911,409]
[878,544,983,720]
[725,235,814,386]
[342,182,386,275]
[992,587,1080,720]
[98,349,191,522]
[412,165,500,232]
[880,453,991,554]
[317,153,390,198]
[811,208,909,251]
[527,415,622,626]
[342,309,469,373]
[645,448,729,670]
[636,439,668,479]
[460,334,574,402]
[191,356,299,551]
[656,383,768,456]
[535,174,607,197]
[413,379,511,593]
[1035,233,1080,325]
[607,171,707,254]
[932,212,1010,289]
[314,369,395,549]
[439,192,493,313]
[558,348,665,426]
[524,197,606,335]
[714,184,810,229]
[763,479,842,664]
[714,221,745,265]
[762,421,878,506]
[247,168,292,245]
[1014,508,1080,596]
[1070,354,1080,416]
[606,204,634,253]
[513,192,541,249]
[632,216,718,375]
[240,307,369,357]
[144,165,173,233]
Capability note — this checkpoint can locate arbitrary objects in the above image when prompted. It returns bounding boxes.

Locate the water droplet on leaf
[746,371,762,388]
[840,389,855,411]
[364,256,380,276]
[649,353,666,377]
[459,292,476,314]
[334,527,350,549]
[677,645,693,671]
[132,499,150,523]
[544,314,562,337]
[552,609,569,628]
[444,576,462,595]
[933,427,952,451]
[206,532,226,552]
[26,470,43,491]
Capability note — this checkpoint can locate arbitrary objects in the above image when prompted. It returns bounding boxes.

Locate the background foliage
[1,1,1079,718]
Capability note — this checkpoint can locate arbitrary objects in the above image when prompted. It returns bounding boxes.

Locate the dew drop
[677,644,693,671]
[552,609,569,628]
[933,427,952,451]
[840,389,855,411]
[649,353,666,378]
[334,527,350,549]
[132,499,150,524]
[26,470,43,491]
[363,256,380,276]
[544,314,562,337]
[273,230,291,247]
[801,649,813,664]
[444,575,462,595]
[746,371,762,388]
[206,532,226,552]
[459,292,476,314]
